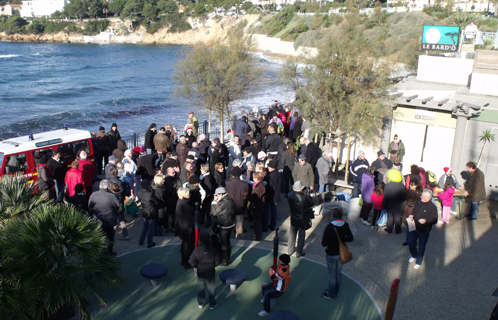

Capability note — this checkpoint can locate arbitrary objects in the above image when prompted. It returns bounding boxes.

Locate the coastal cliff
[0,15,316,59]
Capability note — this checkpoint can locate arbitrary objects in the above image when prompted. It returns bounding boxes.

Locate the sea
[0,41,295,140]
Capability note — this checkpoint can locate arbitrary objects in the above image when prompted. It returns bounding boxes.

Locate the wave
[0,54,21,59]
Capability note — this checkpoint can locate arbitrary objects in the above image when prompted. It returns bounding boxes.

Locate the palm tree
[477,129,496,167]
[0,174,47,221]
[0,204,122,320]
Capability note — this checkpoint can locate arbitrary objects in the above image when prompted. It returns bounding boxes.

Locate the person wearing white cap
[287,181,314,258]
[350,150,369,198]
[210,187,236,266]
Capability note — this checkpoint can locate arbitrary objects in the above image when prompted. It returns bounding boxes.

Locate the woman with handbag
[321,208,353,300]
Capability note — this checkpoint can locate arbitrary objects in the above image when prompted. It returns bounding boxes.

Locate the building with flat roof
[20,0,66,18]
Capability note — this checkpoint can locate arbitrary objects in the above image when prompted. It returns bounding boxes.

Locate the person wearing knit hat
[211,185,236,265]
[108,122,121,152]
[437,166,462,215]
[144,123,157,155]
[258,253,292,317]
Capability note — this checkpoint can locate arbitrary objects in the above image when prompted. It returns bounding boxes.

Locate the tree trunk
[335,134,341,179]
[344,133,351,183]
[477,142,487,167]
[208,109,212,140]
[219,110,225,142]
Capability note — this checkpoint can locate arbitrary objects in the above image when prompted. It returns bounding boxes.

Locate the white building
[20,0,66,18]
[0,3,22,16]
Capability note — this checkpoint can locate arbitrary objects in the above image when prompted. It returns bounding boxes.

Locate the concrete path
[112,192,498,319]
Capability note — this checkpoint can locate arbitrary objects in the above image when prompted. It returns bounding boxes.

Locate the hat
[179,136,186,142]
[112,123,117,128]
[186,155,195,160]
[292,181,305,191]
[140,179,150,189]
[171,151,178,157]
[124,150,131,157]
[108,155,118,161]
[444,167,452,174]
[99,126,105,131]
[133,146,140,153]
[231,167,242,177]
[358,150,365,156]
[298,154,306,161]
[387,169,402,183]
[199,231,210,246]
[377,150,385,157]
[188,175,200,184]
[279,254,291,265]
[257,151,267,159]
[274,100,278,103]
[394,160,401,166]
[187,128,193,132]
[214,187,226,195]
[268,160,277,169]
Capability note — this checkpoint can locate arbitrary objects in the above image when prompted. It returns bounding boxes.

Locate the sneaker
[199,303,206,309]
[450,211,457,216]
[408,257,416,263]
[321,290,334,300]
[147,242,156,248]
[361,219,370,226]
[120,236,130,241]
[260,298,264,304]
[413,264,421,269]
[438,221,444,224]
[210,304,217,310]
[258,310,269,317]
[296,252,306,258]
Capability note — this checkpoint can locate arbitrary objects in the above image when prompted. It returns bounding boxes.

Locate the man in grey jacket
[292,154,315,191]
[316,153,334,193]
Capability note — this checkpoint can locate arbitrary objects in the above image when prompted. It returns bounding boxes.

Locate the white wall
[470,73,498,96]
[252,34,317,58]
[20,0,66,18]
[417,55,474,86]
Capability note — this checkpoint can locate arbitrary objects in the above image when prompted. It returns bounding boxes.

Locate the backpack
[377,209,387,227]
[426,170,438,187]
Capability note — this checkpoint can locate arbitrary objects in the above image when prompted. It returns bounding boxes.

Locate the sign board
[421,26,460,52]
[415,108,436,121]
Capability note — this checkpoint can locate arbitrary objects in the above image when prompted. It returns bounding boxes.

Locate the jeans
[408,230,430,265]
[156,152,166,168]
[54,179,65,203]
[262,283,283,312]
[102,226,115,254]
[326,254,342,298]
[197,277,216,307]
[469,201,479,219]
[235,213,245,239]
[318,184,329,194]
[219,227,233,264]
[353,182,361,198]
[264,202,277,231]
[386,210,402,234]
[139,218,156,247]
[288,224,305,256]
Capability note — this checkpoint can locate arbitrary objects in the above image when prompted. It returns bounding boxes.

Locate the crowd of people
[34,105,490,316]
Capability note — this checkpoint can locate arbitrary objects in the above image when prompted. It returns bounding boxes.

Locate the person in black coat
[383,171,406,234]
[198,134,211,165]
[265,160,282,231]
[287,181,314,258]
[210,187,236,266]
[200,164,216,227]
[144,123,157,154]
[151,175,168,230]
[189,231,222,309]
[137,153,157,182]
[138,180,159,248]
[225,167,251,239]
[163,166,181,231]
[176,187,195,267]
[210,144,223,175]
[46,150,66,203]
[321,207,353,299]
[68,183,89,214]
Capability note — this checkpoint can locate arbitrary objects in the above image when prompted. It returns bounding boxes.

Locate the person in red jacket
[370,182,385,230]
[65,161,84,197]
[258,254,292,317]
[78,150,96,198]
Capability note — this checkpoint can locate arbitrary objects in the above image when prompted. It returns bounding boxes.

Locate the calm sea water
[0,41,294,140]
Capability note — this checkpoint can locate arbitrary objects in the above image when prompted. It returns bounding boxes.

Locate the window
[33,148,53,168]
[57,140,90,160]
[4,153,27,174]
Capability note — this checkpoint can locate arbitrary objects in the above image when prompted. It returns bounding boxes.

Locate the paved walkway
[109,192,498,319]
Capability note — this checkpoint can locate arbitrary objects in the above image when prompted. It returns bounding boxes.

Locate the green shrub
[83,19,109,35]
[167,20,192,33]
[241,1,253,11]
[262,6,295,36]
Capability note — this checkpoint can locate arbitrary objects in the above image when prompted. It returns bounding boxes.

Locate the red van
[0,129,95,182]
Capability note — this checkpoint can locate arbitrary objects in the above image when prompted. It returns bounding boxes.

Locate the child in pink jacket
[437,183,455,223]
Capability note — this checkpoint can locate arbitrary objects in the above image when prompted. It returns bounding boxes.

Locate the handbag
[302,218,312,230]
[333,227,353,264]
[376,209,387,227]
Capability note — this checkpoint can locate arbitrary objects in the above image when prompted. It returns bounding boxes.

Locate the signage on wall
[421,26,460,52]
[415,108,436,121]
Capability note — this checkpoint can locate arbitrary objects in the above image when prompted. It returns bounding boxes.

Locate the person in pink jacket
[65,161,84,197]
[437,183,455,223]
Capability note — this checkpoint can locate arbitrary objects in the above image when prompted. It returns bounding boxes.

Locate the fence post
[204,120,209,140]
[132,133,137,148]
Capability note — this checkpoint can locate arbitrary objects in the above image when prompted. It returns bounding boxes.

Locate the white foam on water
[0,54,21,59]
